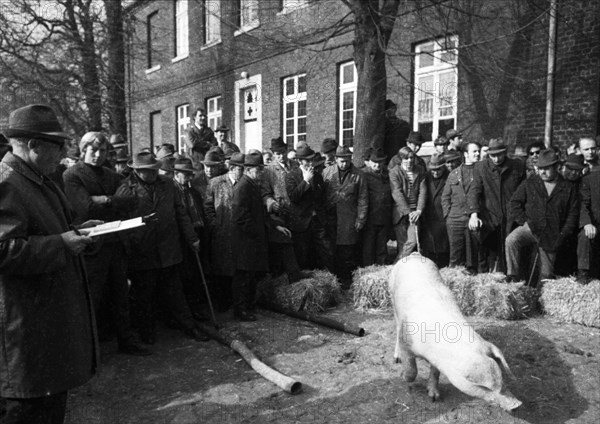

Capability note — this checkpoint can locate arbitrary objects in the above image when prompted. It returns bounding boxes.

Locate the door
[243,85,261,151]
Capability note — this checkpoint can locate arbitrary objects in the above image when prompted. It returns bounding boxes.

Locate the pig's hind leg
[427,365,441,401]
[393,324,418,382]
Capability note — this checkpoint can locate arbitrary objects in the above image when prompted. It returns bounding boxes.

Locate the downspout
[125,16,133,153]
[544,0,558,148]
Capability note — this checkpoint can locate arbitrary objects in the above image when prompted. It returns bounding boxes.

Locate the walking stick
[415,222,421,254]
[527,250,540,287]
[193,250,219,329]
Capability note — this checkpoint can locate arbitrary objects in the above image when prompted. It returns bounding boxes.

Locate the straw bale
[257,270,340,313]
[352,265,393,311]
[540,278,600,328]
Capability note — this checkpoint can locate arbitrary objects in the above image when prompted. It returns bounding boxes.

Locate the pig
[389,253,522,411]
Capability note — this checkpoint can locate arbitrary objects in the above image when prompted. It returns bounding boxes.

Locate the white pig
[389,253,522,411]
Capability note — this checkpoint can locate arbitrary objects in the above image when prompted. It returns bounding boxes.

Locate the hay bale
[351,265,393,312]
[439,267,478,315]
[540,278,600,328]
[257,270,340,313]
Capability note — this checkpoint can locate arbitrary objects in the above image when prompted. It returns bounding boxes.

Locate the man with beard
[506,150,579,284]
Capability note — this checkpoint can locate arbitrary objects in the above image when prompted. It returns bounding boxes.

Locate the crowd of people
[1,103,599,423]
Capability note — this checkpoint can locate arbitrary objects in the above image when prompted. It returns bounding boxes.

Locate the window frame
[278,0,309,14]
[282,73,307,148]
[338,61,357,148]
[206,95,222,130]
[149,110,162,151]
[413,35,459,142]
[176,104,190,153]
[146,11,159,70]
[203,0,221,47]
[173,0,189,61]
[234,0,259,35]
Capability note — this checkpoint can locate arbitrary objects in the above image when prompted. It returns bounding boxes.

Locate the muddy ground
[66,298,599,424]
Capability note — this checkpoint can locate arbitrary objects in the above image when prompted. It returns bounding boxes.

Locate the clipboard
[79,217,145,237]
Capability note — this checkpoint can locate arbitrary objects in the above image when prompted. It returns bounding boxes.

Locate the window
[147,11,159,69]
[150,111,162,151]
[176,104,190,153]
[203,1,221,45]
[282,74,307,147]
[235,0,259,31]
[413,36,458,142]
[278,0,308,13]
[206,96,222,130]
[338,61,357,148]
[174,0,188,59]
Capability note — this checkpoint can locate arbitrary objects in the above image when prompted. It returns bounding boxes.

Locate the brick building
[124,0,599,155]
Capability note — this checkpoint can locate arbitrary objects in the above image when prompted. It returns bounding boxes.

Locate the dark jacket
[509,175,579,251]
[0,153,98,397]
[323,164,369,245]
[441,164,476,221]
[389,164,427,225]
[204,173,236,276]
[580,170,600,228]
[468,157,526,233]
[362,167,392,228]
[285,167,326,233]
[423,170,449,254]
[185,124,217,156]
[116,173,198,271]
[388,153,427,171]
[261,162,292,243]
[232,174,269,272]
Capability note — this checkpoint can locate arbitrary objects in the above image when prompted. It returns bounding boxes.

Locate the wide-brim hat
[115,149,130,163]
[434,136,449,146]
[229,152,245,167]
[428,153,446,169]
[110,134,127,149]
[321,138,337,154]
[215,124,230,133]
[312,152,326,167]
[445,129,462,139]
[369,147,387,162]
[537,149,559,168]
[407,131,424,145]
[296,144,316,160]
[487,138,507,155]
[2,104,71,144]
[270,136,287,153]
[202,149,224,165]
[564,153,585,170]
[173,157,195,173]
[444,150,462,163]
[335,146,353,158]
[128,151,162,169]
[244,149,264,167]
[156,143,176,160]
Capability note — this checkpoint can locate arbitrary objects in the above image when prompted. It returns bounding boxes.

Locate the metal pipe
[196,323,302,395]
[544,0,558,148]
[260,302,366,337]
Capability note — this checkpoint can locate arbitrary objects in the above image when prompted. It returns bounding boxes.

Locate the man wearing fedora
[361,147,392,266]
[468,138,526,273]
[506,149,579,283]
[63,131,151,357]
[442,141,483,272]
[116,151,209,343]
[422,153,450,268]
[262,137,304,282]
[323,146,368,289]
[446,129,463,152]
[204,152,245,311]
[1,104,99,423]
[285,144,334,271]
[232,150,275,321]
[184,108,217,166]
[320,137,337,168]
[215,124,240,154]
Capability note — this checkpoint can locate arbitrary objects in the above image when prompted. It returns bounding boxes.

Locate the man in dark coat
[285,144,334,271]
[232,150,288,321]
[323,146,368,288]
[116,151,208,343]
[321,137,337,168]
[215,124,240,153]
[184,108,217,166]
[361,148,392,266]
[383,99,410,165]
[422,153,449,267]
[577,165,600,282]
[204,153,245,310]
[442,141,482,272]
[0,104,99,423]
[468,139,526,273]
[506,150,579,283]
[63,131,150,356]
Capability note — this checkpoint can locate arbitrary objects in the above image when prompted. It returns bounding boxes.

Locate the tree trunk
[104,0,128,140]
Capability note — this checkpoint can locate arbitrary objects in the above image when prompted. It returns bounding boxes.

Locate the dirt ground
[65,299,600,424]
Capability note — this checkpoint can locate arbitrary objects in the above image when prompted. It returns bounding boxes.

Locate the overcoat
[0,153,98,398]
[422,170,449,254]
[509,175,579,251]
[322,165,368,245]
[362,167,392,228]
[441,164,475,220]
[261,163,293,243]
[389,164,427,225]
[580,170,600,228]
[185,125,217,156]
[232,174,269,272]
[285,168,327,232]
[204,173,236,276]
[116,173,198,271]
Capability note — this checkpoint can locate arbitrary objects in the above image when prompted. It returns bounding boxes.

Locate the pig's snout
[487,388,523,411]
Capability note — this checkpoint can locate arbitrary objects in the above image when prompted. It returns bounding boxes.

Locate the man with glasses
[526,141,544,177]
[1,104,99,423]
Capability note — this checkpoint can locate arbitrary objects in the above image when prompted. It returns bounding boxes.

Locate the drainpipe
[544,0,558,148]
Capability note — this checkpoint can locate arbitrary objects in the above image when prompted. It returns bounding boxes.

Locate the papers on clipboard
[79,217,145,237]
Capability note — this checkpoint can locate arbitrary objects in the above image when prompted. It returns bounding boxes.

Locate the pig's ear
[486,342,516,380]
